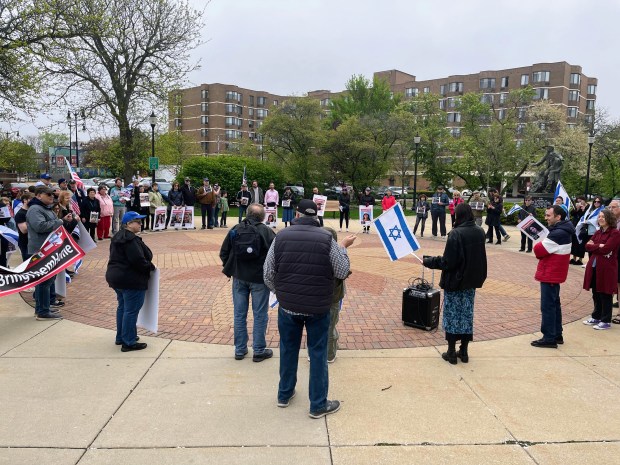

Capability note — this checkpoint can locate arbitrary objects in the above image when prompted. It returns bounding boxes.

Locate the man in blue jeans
[220,203,276,361]
[531,205,574,348]
[264,199,355,419]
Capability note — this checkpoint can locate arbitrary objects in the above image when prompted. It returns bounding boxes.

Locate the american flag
[70,196,81,215]
[65,158,84,190]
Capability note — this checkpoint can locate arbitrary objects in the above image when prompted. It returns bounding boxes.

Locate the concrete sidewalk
[2,290,620,465]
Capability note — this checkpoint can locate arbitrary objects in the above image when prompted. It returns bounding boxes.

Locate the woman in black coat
[338,189,351,232]
[423,203,487,364]
[105,211,155,352]
[359,187,376,234]
[486,191,503,244]
[80,188,101,241]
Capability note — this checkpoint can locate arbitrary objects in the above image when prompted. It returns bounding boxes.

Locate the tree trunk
[119,119,134,185]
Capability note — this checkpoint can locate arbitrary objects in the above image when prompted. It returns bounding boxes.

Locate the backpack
[233,220,262,260]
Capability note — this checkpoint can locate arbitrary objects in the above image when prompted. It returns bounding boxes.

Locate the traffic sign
[149,157,159,170]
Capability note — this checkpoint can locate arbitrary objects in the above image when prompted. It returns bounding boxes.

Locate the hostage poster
[0,226,85,297]
[169,206,185,230]
[152,207,167,231]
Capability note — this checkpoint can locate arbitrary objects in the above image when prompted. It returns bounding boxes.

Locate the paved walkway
[20,219,593,350]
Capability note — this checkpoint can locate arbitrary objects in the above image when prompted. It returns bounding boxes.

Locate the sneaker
[235,350,248,360]
[309,400,341,419]
[50,300,65,308]
[583,318,600,326]
[504,234,511,241]
[530,338,557,348]
[121,342,148,352]
[593,322,611,330]
[252,348,273,362]
[277,390,296,408]
[36,312,63,320]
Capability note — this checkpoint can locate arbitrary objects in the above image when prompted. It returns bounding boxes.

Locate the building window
[501,76,509,88]
[498,109,506,120]
[439,84,447,95]
[320,98,331,107]
[518,108,527,119]
[447,97,459,109]
[480,94,494,104]
[248,120,254,128]
[586,100,595,110]
[405,87,418,97]
[249,95,254,106]
[248,108,254,117]
[225,104,235,114]
[516,123,525,134]
[201,141,208,153]
[446,112,461,123]
[532,71,550,83]
[533,88,548,100]
[585,114,593,124]
[570,73,581,85]
[257,96,267,107]
[201,128,208,137]
[479,78,495,89]
[201,89,208,100]
[587,84,597,95]
[174,118,182,128]
[256,120,263,129]
[423,86,430,94]
[200,115,208,124]
[567,107,578,118]
[225,91,242,103]
[225,129,241,140]
[520,74,529,85]
[450,127,461,138]
[568,90,579,102]
[449,82,463,93]
[256,108,268,119]
[499,93,508,104]
[273,100,278,106]
[201,102,208,112]
[225,117,242,127]
[439,99,446,110]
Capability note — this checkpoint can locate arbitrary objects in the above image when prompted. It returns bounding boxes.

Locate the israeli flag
[374,203,420,261]
[0,225,19,247]
[74,259,83,275]
[506,204,522,216]
[554,181,572,211]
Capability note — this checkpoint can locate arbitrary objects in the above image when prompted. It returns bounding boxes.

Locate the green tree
[179,156,286,197]
[0,138,38,175]
[156,130,196,177]
[590,120,620,197]
[84,129,149,176]
[259,97,326,193]
[35,0,204,184]
[328,74,401,124]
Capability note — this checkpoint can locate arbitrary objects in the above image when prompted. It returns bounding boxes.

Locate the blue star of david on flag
[374,203,420,261]
[388,225,402,241]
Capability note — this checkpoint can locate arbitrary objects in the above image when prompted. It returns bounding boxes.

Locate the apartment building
[170,61,597,156]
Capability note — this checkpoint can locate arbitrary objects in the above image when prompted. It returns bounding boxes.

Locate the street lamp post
[67,110,86,168]
[413,134,421,207]
[584,134,595,198]
[149,111,156,186]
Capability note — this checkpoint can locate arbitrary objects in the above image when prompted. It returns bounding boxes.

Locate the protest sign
[169,206,185,230]
[359,205,373,225]
[139,193,150,208]
[313,195,327,217]
[182,206,195,229]
[153,207,167,231]
[264,207,277,228]
[137,268,160,333]
[517,216,549,242]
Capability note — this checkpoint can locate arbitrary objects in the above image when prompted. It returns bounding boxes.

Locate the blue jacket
[430,192,450,214]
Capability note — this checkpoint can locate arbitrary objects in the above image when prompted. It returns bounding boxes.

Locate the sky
[5,0,620,139]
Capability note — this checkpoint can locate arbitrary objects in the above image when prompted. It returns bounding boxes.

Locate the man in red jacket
[532,205,575,348]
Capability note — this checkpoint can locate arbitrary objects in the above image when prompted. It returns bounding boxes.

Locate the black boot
[442,340,457,365]
[458,341,469,363]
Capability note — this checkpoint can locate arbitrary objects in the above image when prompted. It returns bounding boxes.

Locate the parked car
[81,178,97,188]
[157,181,172,199]
[376,186,401,199]
[284,185,304,197]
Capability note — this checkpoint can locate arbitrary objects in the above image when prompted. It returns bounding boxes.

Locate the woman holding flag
[570,196,589,265]
[423,203,487,365]
[575,196,605,265]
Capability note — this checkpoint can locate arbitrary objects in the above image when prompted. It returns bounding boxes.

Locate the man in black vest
[219,204,276,362]
[264,199,355,418]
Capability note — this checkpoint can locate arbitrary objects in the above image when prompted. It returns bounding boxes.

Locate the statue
[531,146,563,193]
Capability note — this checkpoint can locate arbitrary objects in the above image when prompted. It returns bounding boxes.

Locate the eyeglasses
[594,200,601,203]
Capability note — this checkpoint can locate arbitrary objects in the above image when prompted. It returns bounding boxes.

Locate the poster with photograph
[313,194,327,217]
[517,216,549,242]
[264,206,277,228]
[471,202,485,211]
[240,196,249,206]
[169,206,185,230]
[139,193,150,207]
[89,211,99,223]
[432,196,440,204]
[416,206,426,215]
[359,205,373,225]
[152,207,167,231]
[282,199,290,208]
[182,206,195,229]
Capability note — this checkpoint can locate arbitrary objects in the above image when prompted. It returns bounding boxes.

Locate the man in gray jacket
[27,186,73,320]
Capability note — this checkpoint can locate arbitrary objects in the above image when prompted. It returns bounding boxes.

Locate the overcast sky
[5,0,620,138]
[189,0,618,114]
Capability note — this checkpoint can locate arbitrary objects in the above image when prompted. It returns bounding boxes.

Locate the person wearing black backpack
[219,204,276,362]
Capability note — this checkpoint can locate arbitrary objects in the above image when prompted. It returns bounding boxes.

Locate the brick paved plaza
[21,219,593,349]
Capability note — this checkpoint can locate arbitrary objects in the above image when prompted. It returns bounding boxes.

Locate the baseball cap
[297,199,318,216]
[203,177,209,181]
[40,173,51,180]
[57,178,67,184]
[122,211,146,224]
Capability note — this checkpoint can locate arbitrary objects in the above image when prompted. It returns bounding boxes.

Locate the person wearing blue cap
[34,173,52,187]
[105,210,156,351]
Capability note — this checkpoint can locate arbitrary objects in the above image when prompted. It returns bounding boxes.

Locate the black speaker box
[402,287,440,331]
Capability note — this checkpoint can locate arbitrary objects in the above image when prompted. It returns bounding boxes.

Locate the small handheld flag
[65,158,84,190]
[506,204,522,216]
[554,181,572,211]
[374,203,420,261]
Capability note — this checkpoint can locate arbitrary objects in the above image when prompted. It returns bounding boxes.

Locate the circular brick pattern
[23,223,594,349]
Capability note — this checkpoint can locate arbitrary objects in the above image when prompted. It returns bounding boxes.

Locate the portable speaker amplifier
[402,287,440,331]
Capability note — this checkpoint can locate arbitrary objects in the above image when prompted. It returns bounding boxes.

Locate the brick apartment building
[169,62,597,182]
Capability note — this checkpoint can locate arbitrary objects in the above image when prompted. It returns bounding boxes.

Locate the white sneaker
[583,318,600,326]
